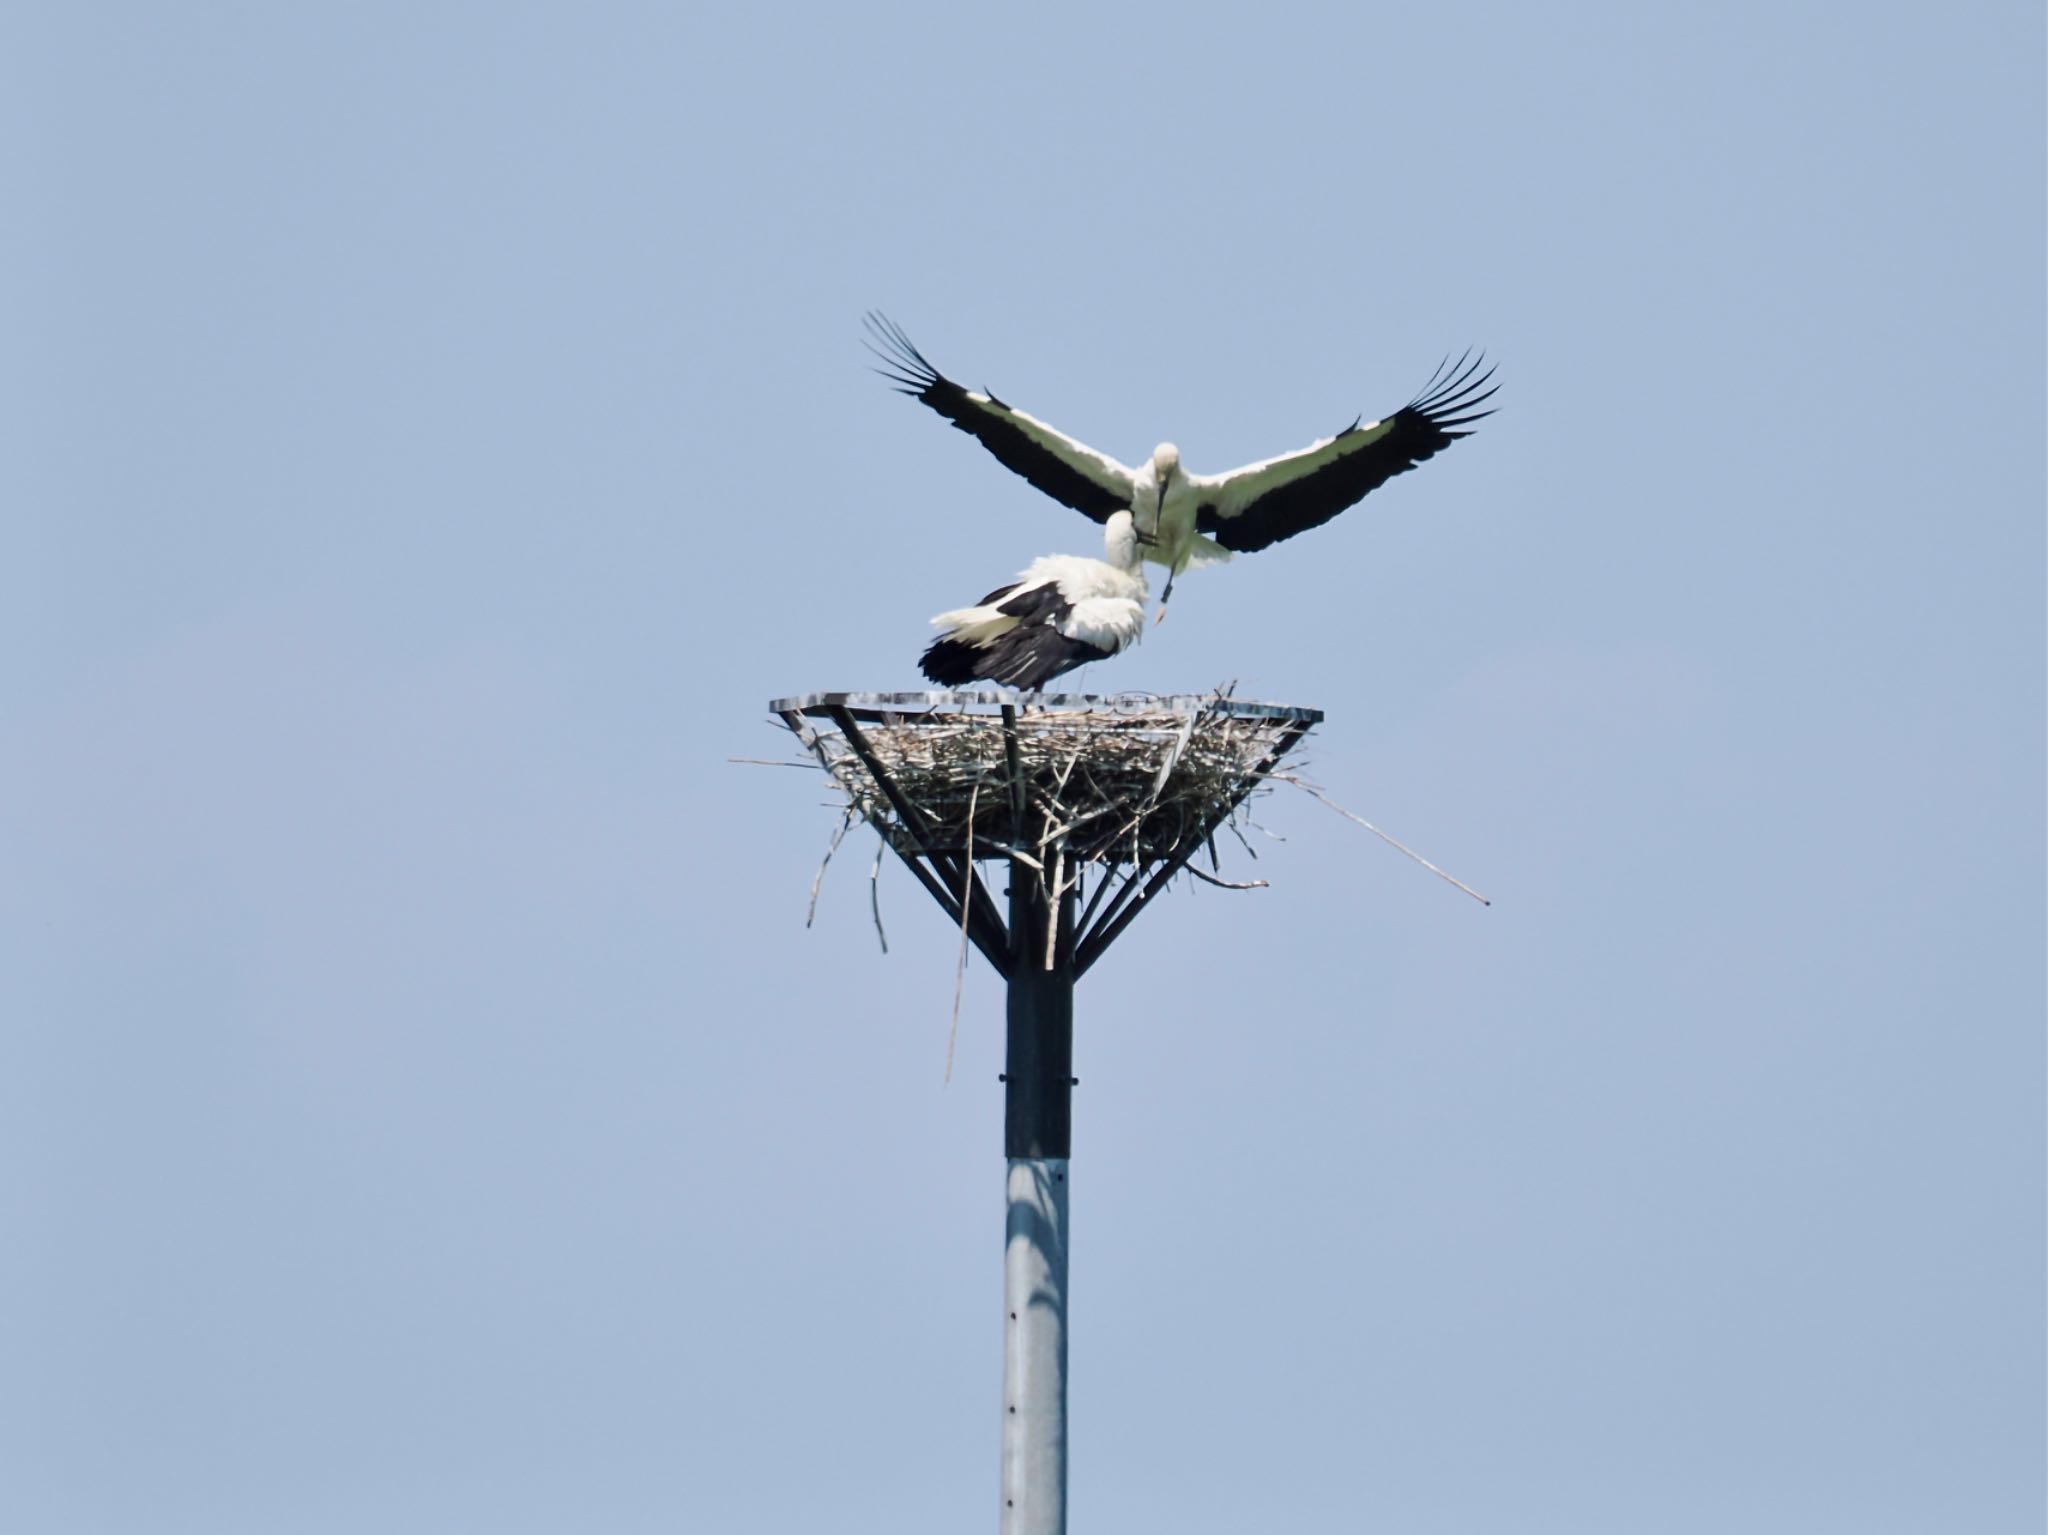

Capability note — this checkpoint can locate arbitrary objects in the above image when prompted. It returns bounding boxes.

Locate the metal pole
[1001,854,1074,1534]
[1003,1157,1068,1534]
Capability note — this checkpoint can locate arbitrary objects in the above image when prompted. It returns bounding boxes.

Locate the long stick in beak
[1149,479,1173,621]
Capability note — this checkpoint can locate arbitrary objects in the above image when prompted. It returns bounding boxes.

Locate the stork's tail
[920,636,988,687]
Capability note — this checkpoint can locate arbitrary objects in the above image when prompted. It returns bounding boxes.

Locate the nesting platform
[770,690,1322,978]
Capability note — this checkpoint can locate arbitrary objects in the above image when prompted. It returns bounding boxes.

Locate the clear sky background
[8,3,2042,1531]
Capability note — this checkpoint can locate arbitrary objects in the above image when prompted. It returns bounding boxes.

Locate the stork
[920,511,1149,692]
[865,312,1497,618]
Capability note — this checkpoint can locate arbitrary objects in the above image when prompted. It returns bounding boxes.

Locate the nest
[759,689,1485,981]
[771,689,1322,870]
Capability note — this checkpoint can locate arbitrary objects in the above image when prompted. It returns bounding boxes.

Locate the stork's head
[1143,443,1181,540]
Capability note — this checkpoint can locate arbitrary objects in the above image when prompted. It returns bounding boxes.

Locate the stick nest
[780,690,1317,869]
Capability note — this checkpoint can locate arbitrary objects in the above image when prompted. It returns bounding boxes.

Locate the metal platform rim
[769,689,1324,724]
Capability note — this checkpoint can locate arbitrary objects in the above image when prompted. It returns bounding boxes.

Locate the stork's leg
[1154,571,1176,624]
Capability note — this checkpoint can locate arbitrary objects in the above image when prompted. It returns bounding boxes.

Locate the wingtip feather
[861,311,943,393]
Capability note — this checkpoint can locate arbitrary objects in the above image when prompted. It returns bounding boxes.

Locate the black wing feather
[864,312,1129,525]
[918,574,1109,690]
[921,624,1109,691]
[1196,352,1499,554]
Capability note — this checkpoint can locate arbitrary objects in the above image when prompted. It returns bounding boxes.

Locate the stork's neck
[1102,511,1145,575]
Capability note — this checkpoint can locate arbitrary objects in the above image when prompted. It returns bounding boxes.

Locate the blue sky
[8,3,2042,1530]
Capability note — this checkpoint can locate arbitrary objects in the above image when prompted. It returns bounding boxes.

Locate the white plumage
[921,512,1148,691]
[867,312,1497,617]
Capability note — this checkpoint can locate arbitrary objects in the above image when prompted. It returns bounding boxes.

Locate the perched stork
[865,312,1497,618]
[921,511,1148,692]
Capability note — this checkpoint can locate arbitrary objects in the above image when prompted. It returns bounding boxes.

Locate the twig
[1185,864,1269,891]
[977,841,1046,871]
[1285,776,1491,906]
[728,756,818,769]
[1147,709,1197,802]
[868,833,889,953]
[945,780,980,1084]
[805,808,856,927]
[1238,808,1287,844]
[1044,841,1065,972]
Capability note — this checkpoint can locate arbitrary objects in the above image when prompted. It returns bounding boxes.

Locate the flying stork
[865,312,1498,618]
[920,511,1148,692]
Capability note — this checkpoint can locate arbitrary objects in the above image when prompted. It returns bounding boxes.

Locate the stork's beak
[1153,481,1169,539]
